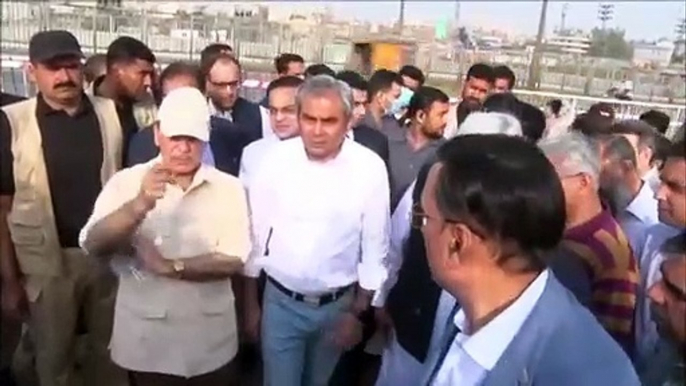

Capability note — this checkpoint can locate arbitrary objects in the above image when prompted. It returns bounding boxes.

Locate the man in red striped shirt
[540,132,638,356]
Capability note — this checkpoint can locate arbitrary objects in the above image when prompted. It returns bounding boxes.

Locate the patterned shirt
[563,209,639,355]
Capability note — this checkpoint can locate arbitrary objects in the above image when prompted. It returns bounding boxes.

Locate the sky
[272,1,686,41]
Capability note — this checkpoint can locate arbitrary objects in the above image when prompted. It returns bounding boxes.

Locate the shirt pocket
[8,202,44,246]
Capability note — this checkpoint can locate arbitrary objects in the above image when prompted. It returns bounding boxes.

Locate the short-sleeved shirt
[0,94,103,247]
[79,158,251,377]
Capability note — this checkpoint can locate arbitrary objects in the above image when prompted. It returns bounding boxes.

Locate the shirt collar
[624,181,657,222]
[452,270,549,371]
[36,92,92,117]
[208,99,232,121]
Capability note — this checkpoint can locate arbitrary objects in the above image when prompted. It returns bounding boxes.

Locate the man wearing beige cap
[79,87,250,385]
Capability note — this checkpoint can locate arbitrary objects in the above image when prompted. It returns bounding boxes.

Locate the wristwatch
[172,259,185,277]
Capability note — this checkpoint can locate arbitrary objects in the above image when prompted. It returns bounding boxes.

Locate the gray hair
[456,112,523,137]
[295,74,353,119]
[539,131,601,182]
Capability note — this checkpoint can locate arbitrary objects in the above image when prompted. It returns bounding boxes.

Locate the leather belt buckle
[302,295,321,306]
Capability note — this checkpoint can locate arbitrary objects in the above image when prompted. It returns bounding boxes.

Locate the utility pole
[398,0,405,34]
[527,0,548,89]
[454,0,460,28]
[598,3,614,30]
[597,3,614,58]
[560,3,568,34]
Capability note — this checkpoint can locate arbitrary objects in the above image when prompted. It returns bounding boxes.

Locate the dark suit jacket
[386,155,442,363]
[126,97,263,176]
[353,124,389,168]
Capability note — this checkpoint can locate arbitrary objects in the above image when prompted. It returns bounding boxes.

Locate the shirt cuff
[242,257,262,278]
[357,263,387,294]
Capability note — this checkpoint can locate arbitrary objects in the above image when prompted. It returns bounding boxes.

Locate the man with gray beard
[597,134,660,258]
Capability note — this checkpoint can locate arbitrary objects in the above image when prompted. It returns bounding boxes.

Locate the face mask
[388,86,414,117]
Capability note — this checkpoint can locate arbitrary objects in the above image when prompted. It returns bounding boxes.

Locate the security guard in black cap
[0,30,126,386]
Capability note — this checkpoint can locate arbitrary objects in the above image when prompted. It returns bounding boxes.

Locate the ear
[416,110,426,125]
[447,223,475,262]
[579,173,594,190]
[25,62,36,83]
[153,123,161,148]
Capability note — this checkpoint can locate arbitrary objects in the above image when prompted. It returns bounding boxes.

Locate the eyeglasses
[411,204,438,229]
[411,203,486,239]
[207,79,240,90]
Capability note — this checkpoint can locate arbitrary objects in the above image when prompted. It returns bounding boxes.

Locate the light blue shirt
[617,181,659,258]
[201,144,215,166]
[635,223,682,371]
[431,270,549,386]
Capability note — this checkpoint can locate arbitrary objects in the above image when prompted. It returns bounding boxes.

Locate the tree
[588,27,633,60]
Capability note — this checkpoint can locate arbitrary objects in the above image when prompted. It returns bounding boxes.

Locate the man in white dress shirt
[243,75,390,386]
[239,75,303,187]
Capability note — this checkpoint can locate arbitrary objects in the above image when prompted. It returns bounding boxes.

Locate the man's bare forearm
[173,253,244,282]
[83,198,149,257]
[0,195,21,285]
[244,276,260,307]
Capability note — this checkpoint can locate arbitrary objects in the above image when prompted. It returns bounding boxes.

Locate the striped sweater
[563,209,639,356]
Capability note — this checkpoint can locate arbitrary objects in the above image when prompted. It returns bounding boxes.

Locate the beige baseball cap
[157,87,210,142]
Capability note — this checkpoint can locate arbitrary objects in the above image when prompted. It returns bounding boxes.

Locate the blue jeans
[261,281,353,386]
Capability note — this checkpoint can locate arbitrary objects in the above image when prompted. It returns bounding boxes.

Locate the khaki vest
[2,95,122,276]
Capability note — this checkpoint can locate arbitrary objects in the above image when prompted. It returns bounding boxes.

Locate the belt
[267,276,353,307]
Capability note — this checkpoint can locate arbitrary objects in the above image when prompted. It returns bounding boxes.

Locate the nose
[312,121,323,136]
[655,184,668,201]
[648,282,666,305]
[143,74,153,88]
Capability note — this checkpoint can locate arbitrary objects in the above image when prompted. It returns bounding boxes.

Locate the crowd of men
[0,29,684,386]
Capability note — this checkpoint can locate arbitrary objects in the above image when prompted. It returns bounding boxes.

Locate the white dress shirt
[616,181,660,257]
[244,137,390,295]
[372,181,415,307]
[635,223,682,369]
[238,136,279,188]
[642,167,661,193]
[259,105,274,139]
[432,270,549,386]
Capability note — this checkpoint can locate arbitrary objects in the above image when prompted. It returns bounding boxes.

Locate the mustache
[54,81,78,89]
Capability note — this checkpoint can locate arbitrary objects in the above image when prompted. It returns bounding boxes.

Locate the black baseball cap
[29,30,83,63]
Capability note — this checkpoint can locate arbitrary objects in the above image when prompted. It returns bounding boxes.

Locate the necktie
[425,304,461,386]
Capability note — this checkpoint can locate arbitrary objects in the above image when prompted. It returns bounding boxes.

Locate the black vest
[211,97,262,176]
[386,154,443,363]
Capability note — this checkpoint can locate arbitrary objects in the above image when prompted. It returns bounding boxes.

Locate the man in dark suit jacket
[352,124,389,168]
[127,58,263,176]
[336,71,390,167]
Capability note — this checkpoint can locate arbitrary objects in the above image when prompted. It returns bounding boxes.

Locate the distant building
[545,34,592,55]
[632,40,675,68]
